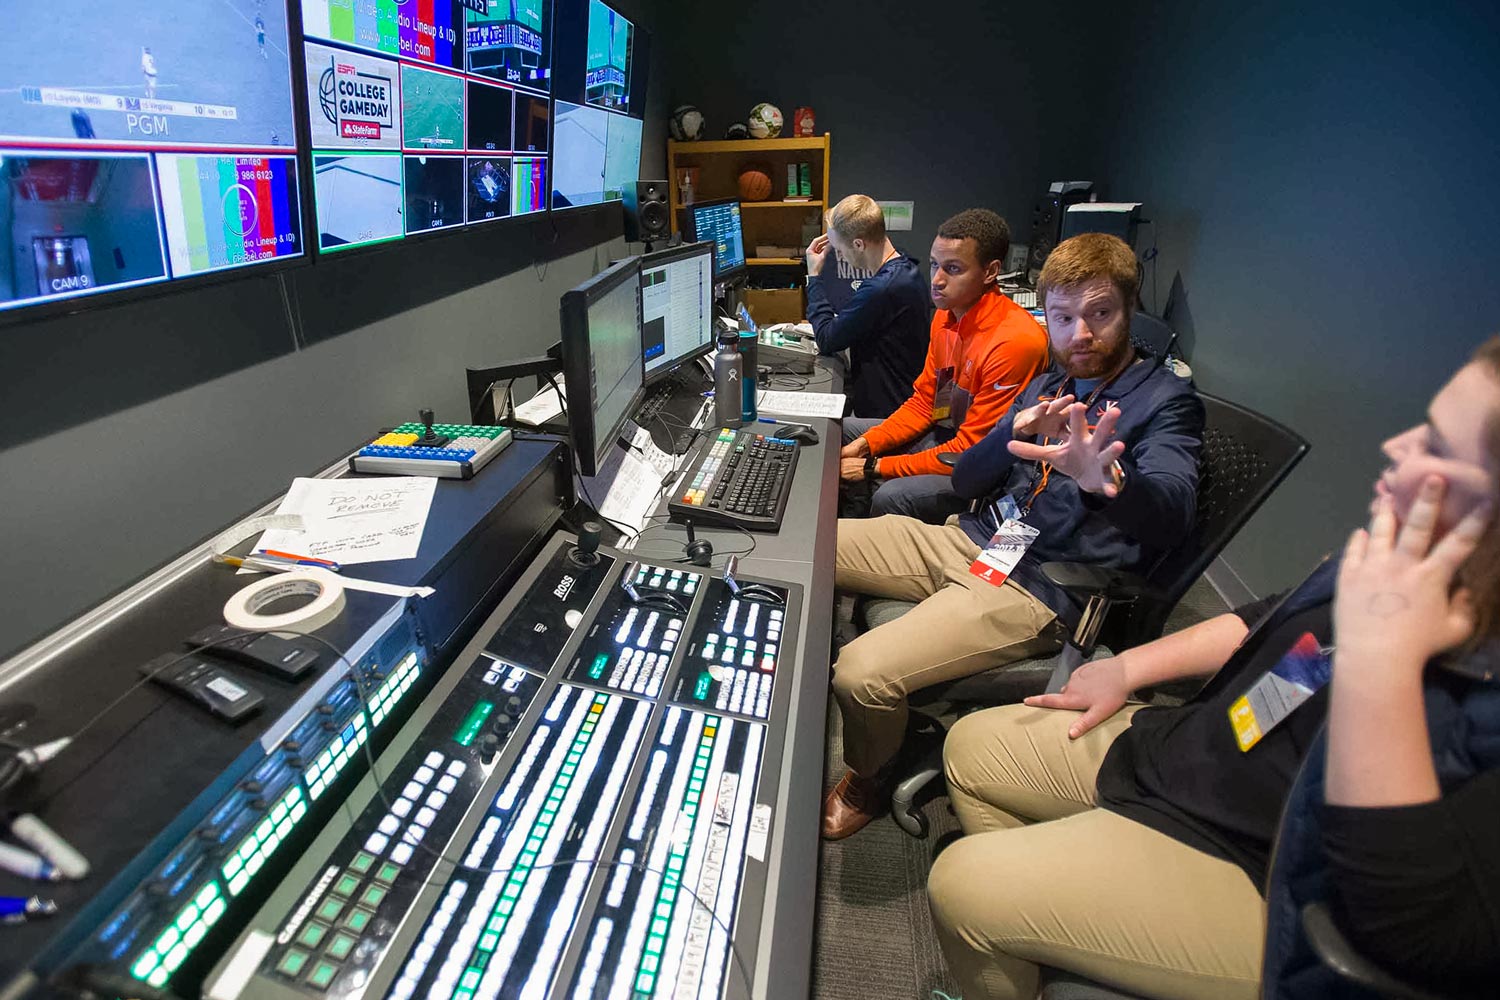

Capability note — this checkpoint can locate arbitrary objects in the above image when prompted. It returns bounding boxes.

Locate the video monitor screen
[467,156,511,223]
[466,0,551,92]
[301,0,464,69]
[158,155,302,277]
[551,102,607,209]
[514,94,551,152]
[585,0,632,112]
[586,269,643,465]
[690,200,747,279]
[1,153,167,310]
[404,155,465,233]
[305,42,400,150]
[642,245,713,379]
[602,113,642,202]
[401,65,465,152]
[0,4,304,312]
[512,156,547,215]
[314,152,404,251]
[466,80,514,152]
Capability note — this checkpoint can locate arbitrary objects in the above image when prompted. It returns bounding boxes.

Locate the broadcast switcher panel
[204,533,804,1000]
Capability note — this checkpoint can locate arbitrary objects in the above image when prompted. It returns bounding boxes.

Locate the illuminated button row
[129,881,227,989]
[716,669,772,718]
[605,647,672,698]
[388,879,469,1000]
[632,564,700,596]
[481,663,529,690]
[364,752,464,867]
[633,719,719,997]
[369,652,421,726]
[304,715,369,802]
[220,785,309,897]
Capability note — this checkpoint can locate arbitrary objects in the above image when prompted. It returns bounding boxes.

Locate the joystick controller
[418,408,450,448]
[569,521,602,567]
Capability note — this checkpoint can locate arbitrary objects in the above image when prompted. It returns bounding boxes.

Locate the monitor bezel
[639,240,716,387]
[559,254,643,477]
[682,197,748,282]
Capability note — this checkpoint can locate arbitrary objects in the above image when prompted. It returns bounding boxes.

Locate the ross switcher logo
[554,574,576,600]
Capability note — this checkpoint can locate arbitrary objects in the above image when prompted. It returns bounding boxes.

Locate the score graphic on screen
[301,0,464,69]
[157,155,302,277]
[466,0,550,91]
[585,0,632,111]
[1,2,297,149]
[305,43,400,149]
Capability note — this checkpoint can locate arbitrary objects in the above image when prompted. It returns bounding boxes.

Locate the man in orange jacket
[840,208,1049,523]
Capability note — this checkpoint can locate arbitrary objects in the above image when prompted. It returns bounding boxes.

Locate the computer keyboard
[634,367,710,453]
[1007,288,1038,309]
[668,427,800,532]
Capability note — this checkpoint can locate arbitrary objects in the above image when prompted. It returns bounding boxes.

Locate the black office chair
[1130,311,1177,359]
[858,391,1309,837]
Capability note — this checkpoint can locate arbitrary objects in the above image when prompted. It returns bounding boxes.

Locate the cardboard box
[742,287,806,326]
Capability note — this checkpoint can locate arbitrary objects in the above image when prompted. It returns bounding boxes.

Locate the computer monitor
[641,241,714,384]
[560,256,644,476]
[684,198,747,281]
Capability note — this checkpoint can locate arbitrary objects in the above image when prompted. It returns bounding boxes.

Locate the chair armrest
[1299,902,1445,1000]
[1040,562,1150,601]
[937,452,958,468]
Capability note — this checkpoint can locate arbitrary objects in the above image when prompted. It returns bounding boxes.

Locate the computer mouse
[780,425,820,445]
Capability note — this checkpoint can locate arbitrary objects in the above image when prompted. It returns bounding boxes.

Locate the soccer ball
[747,103,783,139]
[669,105,704,141]
[724,122,749,140]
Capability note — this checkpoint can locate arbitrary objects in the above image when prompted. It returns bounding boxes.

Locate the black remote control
[140,653,264,723]
[186,624,320,680]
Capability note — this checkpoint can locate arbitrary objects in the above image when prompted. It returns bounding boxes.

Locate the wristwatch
[864,456,880,480]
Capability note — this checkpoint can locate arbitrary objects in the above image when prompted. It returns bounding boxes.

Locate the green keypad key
[333,874,360,898]
[276,949,310,977]
[306,962,338,989]
[349,852,376,875]
[343,908,372,933]
[297,922,328,949]
[316,898,344,923]
[375,861,401,884]
[360,885,387,908]
[326,933,358,961]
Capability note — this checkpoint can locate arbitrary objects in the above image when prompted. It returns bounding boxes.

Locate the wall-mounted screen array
[0,1,303,311]
[0,0,646,312]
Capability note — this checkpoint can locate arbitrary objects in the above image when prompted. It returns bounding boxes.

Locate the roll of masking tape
[223,568,346,633]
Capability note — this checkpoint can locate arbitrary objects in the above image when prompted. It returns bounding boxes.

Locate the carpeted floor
[809,576,1231,1000]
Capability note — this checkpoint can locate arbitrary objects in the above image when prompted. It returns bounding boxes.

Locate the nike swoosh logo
[994,382,1020,391]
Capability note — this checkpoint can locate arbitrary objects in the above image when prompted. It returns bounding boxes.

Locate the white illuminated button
[663,641,675,653]
[684,579,697,594]
[403,824,426,844]
[447,760,466,777]
[770,609,784,622]
[564,609,584,629]
[438,775,458,794]
[364,832,389,854]
[769,629,781,642]
[426,790,448,810]
[721,648,734,663]
[725,635,738,647]
[765,644,777,657]
[741,651,754,667]
[745,640,757,652]
[413,765,436,784]
[391,842,415,865]
[424,751,444,768]
[402,781,423,800]
[482,669,501,685]
[391,797,413,818]
[378,815,400,835]
[416,806,438,827]
[666,578,679,591]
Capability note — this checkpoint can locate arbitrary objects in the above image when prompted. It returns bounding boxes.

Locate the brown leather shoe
[821,769,888,840]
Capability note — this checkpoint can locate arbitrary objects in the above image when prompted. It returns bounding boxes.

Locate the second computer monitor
[560,256,644,477]
[641,241,715,384]
[684,198,747,281]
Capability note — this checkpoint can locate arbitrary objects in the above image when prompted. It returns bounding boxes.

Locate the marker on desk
[0,842,61,882]
[1,895,58,924]
[254,550,342,572]
[9,814,89,880]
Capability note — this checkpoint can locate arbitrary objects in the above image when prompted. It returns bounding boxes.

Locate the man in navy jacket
[823,233,1205,839]
[805,194,929,418]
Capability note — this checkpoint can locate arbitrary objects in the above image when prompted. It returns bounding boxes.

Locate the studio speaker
[624,180,669,242]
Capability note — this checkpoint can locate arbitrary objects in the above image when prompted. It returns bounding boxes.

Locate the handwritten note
[755,389,846,420]
[255,476,438,566]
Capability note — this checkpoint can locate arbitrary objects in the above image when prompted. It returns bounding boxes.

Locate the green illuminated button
[316,898,344,923]
[349,852,375,875]
[326,933,357,960]
[360,885,387,908]
[375,862,401,884]
[333,874,360,898]
[276,949,310,977]
[343,908,373,933]
[297,922,329,949]
[306,961,339,989]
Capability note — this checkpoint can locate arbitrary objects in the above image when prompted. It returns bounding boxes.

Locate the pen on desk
[0,895,58,924]
[215,554,298,574]
[255,550,342,572]
[9,814,89,880]
[0,842,61,882]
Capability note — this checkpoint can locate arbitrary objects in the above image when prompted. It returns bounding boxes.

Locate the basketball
[737,164,773,202]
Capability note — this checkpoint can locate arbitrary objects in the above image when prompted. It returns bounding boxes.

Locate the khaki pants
[929,704,1265,1000]
[833,515,1062,776]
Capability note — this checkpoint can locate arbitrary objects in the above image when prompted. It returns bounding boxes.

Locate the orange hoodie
[863,291,1049,479]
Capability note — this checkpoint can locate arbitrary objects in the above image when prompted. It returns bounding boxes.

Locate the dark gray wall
[660,0,1115,262]
[0,1,670,660]
[1100,1,1500,594]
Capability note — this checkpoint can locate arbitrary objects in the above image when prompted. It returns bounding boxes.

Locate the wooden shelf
[747,257,803,266]
[669,136,830,155]
[741,200,823,209]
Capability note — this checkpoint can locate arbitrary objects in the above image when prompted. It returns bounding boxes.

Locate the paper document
[255,476,438,566]
[755,389,846,420]
[512,378,566,427]
[579,422,681,533]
